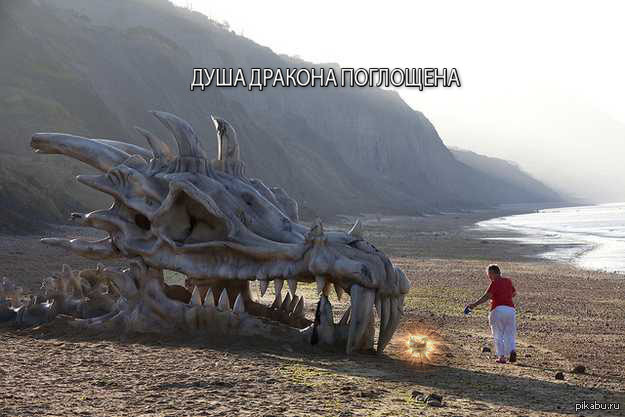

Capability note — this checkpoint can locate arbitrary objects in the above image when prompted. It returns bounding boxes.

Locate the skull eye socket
[134,214,151,231]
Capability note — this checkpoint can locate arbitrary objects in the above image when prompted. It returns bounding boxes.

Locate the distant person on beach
[465,264,517,364]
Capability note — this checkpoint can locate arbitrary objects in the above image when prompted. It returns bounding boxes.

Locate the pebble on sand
[412,391,444,407]
[572,365,586,374]
[555,371,565,380]
[481,346,491,353]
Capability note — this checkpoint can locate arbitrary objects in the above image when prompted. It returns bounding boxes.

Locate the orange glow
[404,333,438,363]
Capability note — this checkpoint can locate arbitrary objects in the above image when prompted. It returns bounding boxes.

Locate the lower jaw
[71,275,367,354]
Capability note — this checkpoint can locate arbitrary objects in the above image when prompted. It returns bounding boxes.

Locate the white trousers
[488,306,516,356]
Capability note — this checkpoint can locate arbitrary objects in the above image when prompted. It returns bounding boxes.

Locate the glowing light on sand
[405,334,437,362]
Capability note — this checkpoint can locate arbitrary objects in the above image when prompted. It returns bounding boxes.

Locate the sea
[475,202,625,274]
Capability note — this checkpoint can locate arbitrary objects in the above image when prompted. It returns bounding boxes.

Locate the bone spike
[259,280,269,297]
[190,286,202,305]
[338,306,351,326]
[134,126,174,161]
[293,296,304,317]
[281,293,292,311]
[348,218,364,239]
[211,115,240,161]
[40,237,119,260]
[217,289,230,311]
[375,293,382,319]
[397,267,410,294]
[31,133,131,172]
[346,284,376,354]
[233,293,245,313]
[94,139,153,161]
[287,279,298,296]
[334,284,344,301]
[308,218,324,239]
[150,111,207,159]
[315,276,326,296]
[203,288,215,307]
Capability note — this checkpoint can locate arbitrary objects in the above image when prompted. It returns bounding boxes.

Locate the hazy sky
[173,0,625,202]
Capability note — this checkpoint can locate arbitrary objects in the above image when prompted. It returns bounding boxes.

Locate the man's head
[487,264,501,280]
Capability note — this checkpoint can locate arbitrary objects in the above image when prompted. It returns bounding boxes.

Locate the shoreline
[474,203,625,275]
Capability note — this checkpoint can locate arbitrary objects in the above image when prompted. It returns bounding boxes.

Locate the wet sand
[1,210,624,416]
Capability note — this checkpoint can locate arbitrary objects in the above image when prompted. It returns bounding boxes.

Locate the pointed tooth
[233,293,245,313]
[380,296,391,330]
[334,284,344,301]
[259,280,269,297]
[281,293,292,311]
[217,289,230,311]
[287,279,298,296]
[190,286,202,305]
[362,311,376,350]
[375,294,382,319]
[317,295,334,326]
[288,295,299,313]
[346,284,375,354]
[293,296,304,317]
[203,288,215,308]
[274,279,283,298]
[315,276,326,296]
[377,296,401,354]
[338,306,351,326]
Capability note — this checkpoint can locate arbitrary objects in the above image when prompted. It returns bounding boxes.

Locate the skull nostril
[134,214,151,231]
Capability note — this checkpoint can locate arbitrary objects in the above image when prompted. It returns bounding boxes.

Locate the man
[466,264,517,364]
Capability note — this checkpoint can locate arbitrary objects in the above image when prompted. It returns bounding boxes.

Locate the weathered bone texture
[0,265,120,327]
[27,111,410,353]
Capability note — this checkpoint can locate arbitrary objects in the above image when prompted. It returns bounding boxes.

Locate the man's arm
[467,291,491,310]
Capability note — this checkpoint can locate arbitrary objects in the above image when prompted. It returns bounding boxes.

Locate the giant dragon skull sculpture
[28,112,410,354]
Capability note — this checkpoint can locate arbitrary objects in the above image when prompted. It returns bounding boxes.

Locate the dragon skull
[30,111,410,353]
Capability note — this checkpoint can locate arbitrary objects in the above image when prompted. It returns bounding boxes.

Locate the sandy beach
[1,210,624,416]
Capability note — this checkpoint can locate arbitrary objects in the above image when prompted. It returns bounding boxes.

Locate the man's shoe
[509,351,517,363]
